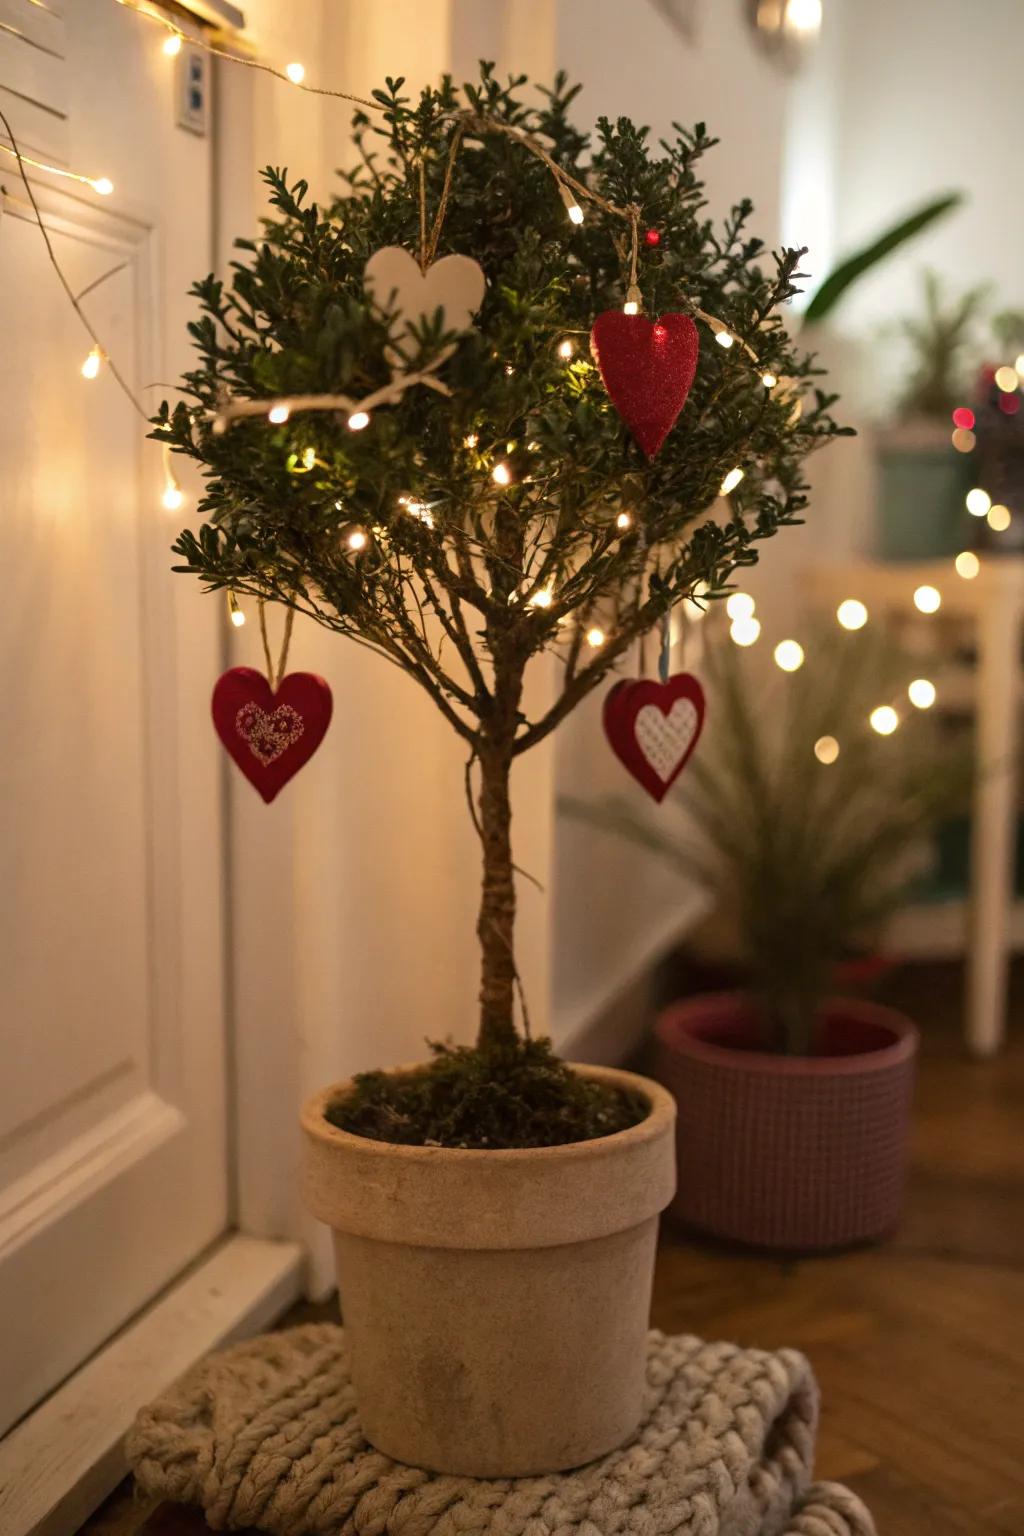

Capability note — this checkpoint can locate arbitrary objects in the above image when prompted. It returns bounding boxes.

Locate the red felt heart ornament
[590,311,700,459]
[603,672,705,803]
[212,666,333,803]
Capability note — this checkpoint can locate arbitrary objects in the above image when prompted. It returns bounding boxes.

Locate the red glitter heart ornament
[212,666,333,804]
[603,672,705,803]
[590,311,700,459]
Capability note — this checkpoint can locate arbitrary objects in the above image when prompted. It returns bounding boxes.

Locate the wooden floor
[83,965,1023,1536]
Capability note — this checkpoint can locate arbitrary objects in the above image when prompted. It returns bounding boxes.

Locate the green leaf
[802,192,964,325]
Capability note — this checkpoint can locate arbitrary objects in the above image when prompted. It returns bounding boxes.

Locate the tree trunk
[476,741,519,1053]
[475,642,526,1053]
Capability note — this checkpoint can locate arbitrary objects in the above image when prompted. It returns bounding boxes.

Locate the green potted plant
[874,270,989,559]
[161,68,844,1474]
[565,624,969,1251]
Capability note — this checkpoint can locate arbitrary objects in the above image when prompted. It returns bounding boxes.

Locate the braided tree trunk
[475,655,526,1054]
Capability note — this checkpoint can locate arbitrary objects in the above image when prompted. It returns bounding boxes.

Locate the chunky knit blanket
[127,1325,875,1536]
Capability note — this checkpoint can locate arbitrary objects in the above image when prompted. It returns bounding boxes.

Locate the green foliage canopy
[160,67,848,757]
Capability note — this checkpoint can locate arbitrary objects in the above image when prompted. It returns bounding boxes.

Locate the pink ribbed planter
[655,993,917,1252]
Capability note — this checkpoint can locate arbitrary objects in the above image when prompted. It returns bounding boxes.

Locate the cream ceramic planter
[301,1063,676,1477]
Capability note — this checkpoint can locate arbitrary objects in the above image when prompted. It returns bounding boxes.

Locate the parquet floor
[82,965,1024,1536]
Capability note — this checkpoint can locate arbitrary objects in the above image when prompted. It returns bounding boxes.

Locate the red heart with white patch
[212,666,333,803]
[603,672,705,802]
[590,311,700,459]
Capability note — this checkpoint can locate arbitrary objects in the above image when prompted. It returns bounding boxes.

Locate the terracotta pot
[301,1063,676,1477]
[655,994,917,1252]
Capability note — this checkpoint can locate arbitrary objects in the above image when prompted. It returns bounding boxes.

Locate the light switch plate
[176,45,209,136]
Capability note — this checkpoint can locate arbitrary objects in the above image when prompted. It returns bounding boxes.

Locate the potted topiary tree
[566,624,970,1252]
[160,68,844,1477]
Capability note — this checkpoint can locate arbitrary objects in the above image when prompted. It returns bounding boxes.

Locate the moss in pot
[565,624,971,1250]
[161,67,844,1473]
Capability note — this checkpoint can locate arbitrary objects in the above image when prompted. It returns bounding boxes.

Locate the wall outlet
[177,45,209,137]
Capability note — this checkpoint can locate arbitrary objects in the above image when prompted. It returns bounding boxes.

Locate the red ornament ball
[644,228,661,247]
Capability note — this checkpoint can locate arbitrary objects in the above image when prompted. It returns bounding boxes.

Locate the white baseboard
[0,1232,303,1536]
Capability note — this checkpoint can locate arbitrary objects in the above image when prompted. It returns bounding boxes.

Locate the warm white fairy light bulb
[908,678,936,709]
[623,299,639,316]
[774,639,805,672]
[966,487,992,517]
[870,705,899,736]
[464,432,479,448]
[725,592,755,621]
[285,61,306,84]
[615,511,632,530]
[268,404,290,424]
[784,0,823,35]
[715,330,734,350]
[347,528,368,551]
[913,584,941,614]
[162,484,184,512]
[988,504,1012,532]
[955,550,980,580]
[814,735,840,765]
[586,625,606,648]
[80,345,102,379]
[836,598,868,630]
[730,615,761,647]
[301,446,316,469]
[529,587,554,608]
[994,364,1018,394]
[720,466,744,495]
[558,182,584,224]
[347,410,370,431]
[762,372,778,389]
[492,461,512,486]
[227,592,245,628]
[558,339,574,360]
[163,32,182,56]
[90,177,114,196]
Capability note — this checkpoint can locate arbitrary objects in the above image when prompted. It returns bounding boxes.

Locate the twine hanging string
[257,600,295,691]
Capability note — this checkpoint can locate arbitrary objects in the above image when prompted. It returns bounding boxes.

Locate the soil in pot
[328,1037,648,1148]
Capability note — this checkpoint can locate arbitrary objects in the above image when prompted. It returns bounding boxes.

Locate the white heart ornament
[364,246,486,344]
[634,699,699,782]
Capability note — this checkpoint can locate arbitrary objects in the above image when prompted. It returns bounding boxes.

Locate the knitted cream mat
[127,1325,876,1536]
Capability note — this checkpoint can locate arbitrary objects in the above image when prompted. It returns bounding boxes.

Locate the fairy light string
[4,0,792,653]
[0,104,147,422]
[19,0,770,424]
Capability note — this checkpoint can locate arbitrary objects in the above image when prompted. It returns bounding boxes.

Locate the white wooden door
[0,0,228,1434]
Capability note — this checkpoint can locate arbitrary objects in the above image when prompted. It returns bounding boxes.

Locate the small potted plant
[875,269,988,559]
[566,625,969,1251]
[162,69,843,1474]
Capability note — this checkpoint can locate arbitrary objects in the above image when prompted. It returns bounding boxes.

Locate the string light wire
[0,105,147,421]
[11,0,780,478]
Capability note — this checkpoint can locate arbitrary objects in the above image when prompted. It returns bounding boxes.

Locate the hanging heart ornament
[212,667,333,804]
[603,672,705,803]
[590,311,700,459]
[364,246,486,345]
